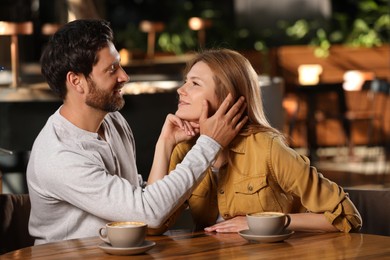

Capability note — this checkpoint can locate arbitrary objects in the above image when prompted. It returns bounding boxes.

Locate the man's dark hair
[40,19,113,99]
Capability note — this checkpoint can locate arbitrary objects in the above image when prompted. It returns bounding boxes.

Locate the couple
[27,19,361,245]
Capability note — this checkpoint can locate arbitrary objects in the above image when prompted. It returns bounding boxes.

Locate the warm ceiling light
[343,70,374,91]
[298,64,323,85]
[188,17,203,31]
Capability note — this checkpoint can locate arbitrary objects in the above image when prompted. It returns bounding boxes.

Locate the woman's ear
[66,71,85,94]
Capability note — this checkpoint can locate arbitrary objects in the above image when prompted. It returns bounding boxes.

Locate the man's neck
[60,103,107,133]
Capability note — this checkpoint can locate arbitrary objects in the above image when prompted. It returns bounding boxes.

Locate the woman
[150,49,361,234]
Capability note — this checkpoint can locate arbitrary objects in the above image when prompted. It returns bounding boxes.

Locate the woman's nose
[177,82,187,95]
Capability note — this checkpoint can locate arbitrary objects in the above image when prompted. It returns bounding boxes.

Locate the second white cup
[246,212,291,235]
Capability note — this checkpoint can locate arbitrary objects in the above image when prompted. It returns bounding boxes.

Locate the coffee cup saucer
[98,240,156,256]
[238,229,294,243]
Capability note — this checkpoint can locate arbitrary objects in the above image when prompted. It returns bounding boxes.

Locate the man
[27,19,247,245]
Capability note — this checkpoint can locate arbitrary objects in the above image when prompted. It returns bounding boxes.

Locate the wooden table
[2,231,390,259]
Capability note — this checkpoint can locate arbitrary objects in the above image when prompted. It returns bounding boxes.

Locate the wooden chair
[343,75,390,159]
[139,20,165,59]
[0,21,33,88]
[282,93,307,147]
[0,194,34,254]
[188,17,212,48]
[0,147,14,193]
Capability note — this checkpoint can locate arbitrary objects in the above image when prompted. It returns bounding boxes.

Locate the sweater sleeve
[35,135,220,229]
[147,141,194,235]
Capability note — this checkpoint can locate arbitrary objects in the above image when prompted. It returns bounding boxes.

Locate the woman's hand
[160,114,199,147]
[148,114,199,184]
[204,216,248,233]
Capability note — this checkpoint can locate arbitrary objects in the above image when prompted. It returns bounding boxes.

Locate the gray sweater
[27,109,220,245]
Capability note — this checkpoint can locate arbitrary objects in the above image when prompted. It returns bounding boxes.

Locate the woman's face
[176,61,219,122]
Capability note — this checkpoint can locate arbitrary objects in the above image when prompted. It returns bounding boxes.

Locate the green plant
[111,0,389,57]
[282,0,389,57]
[115,23,146,52]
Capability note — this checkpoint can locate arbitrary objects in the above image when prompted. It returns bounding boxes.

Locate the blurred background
[0,0,389,193]
[0,0,389,62]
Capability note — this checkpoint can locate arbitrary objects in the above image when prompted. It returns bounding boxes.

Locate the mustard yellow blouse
[164,132,362,233]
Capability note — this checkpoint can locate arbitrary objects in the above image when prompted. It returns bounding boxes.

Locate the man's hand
[199,94,247,148]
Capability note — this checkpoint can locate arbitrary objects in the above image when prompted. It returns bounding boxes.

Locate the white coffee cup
[99,221,147,248]
[246,212,291,235]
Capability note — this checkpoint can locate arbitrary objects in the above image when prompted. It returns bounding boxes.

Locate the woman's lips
[178,100,189,106]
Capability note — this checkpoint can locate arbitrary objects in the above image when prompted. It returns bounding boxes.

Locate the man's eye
[109,65,118,73]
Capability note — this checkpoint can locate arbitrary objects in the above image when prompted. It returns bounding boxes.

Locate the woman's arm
[204,213,339,233]
[147,115,198,184]
[288,213,339,232]
[269,137,362,232]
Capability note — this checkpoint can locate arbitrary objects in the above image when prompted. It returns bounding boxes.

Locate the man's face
[85,42,129,112]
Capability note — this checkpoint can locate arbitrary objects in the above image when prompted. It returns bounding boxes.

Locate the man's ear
[66,71,85,94]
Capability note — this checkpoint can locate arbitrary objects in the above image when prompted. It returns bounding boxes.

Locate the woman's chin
[175,111,196,121]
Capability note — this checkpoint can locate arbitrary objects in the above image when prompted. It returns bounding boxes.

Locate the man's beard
[85,78,125,112]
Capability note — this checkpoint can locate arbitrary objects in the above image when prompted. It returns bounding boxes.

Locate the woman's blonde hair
[184,48,282,136]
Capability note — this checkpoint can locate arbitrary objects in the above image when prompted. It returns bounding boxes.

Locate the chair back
[344,187,390,236]
[260,76,285,131]
[0,194,34,254]
[343,76,390,148]
[364,79,390,112]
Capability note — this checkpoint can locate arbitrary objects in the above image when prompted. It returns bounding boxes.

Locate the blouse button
[219,189,224,194]
[248,185,253,191]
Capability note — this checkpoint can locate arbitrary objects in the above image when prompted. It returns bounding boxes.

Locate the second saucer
[239,229,294,243]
